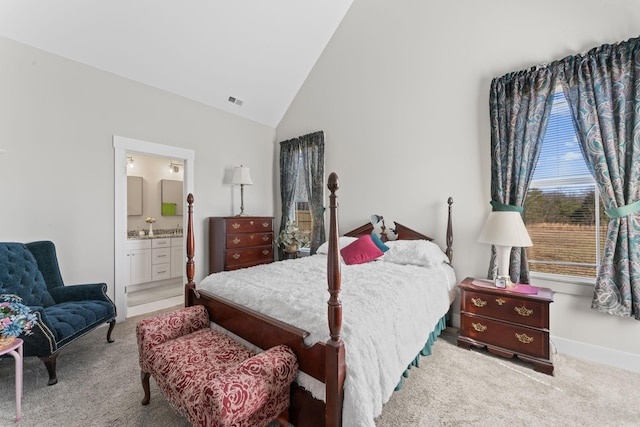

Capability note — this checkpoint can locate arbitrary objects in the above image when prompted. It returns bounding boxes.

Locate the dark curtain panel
[279,137,301,252]
[557,37,640,319]
[279,131,326,255]
[488,67,558,283]
[298,131,326,254]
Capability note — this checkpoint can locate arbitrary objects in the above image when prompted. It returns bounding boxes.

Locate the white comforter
[198,254,456,427]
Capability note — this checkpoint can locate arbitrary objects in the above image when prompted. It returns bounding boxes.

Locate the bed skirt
[395,315,447,390]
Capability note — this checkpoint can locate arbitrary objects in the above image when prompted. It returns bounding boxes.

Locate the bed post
[446,197,453,263]
[325,173,345,427]
[185,193,196,307]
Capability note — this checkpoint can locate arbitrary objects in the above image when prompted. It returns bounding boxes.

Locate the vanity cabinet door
[129,248,152,285]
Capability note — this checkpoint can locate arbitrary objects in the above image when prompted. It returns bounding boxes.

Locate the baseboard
[551,335,640,374]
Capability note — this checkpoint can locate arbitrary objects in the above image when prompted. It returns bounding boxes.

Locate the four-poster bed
[183,172,455,427]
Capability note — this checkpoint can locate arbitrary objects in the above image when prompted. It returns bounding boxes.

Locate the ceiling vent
[227,96,244,106]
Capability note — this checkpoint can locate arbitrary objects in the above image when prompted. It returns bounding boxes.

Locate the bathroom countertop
[127,233,183,240]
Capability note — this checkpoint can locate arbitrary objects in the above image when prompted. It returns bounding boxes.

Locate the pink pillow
[340,235,384,265]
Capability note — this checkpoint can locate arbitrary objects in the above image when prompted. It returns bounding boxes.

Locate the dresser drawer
[462,290,548,329]
[225,246,274,268]
[225,218,273,234]
[460,313,549,359]
[226,232,273,249]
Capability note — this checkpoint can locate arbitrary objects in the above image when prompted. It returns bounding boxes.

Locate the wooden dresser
[457,276,554,375]
[208,216,275,274]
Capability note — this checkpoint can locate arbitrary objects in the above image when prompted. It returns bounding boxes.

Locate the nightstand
[457,276,554,375]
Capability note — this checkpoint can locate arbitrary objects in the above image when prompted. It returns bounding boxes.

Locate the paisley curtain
[298,131,326,254]
[557,37,640,319]
[279,137,301,254]
[488,67,558,283]
[279,131,326,255]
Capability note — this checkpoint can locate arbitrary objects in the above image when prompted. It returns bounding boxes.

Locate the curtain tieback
[490,200,524,213]
[605,200,640,218]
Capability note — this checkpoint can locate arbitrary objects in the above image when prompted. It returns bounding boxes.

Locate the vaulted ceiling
[0,1,353,127]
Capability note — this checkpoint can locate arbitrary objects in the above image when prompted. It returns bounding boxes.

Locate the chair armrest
[48,283,111,304]
[204,345,298,424]
[136,305,210,354]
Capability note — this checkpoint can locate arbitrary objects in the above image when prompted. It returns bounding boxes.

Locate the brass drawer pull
[472,322,487,332]
[496,298,506,306]
[514,306,533,317]
[232,223,240,229]
[262,250,270,255]
[249,235,255,240]
[262,222,269,228]
[250,220,254,225]
[471,297,487,307]
[232,254,240,260]
[515,333,534,344]
[232,238,241,244]
[262,236,270,241]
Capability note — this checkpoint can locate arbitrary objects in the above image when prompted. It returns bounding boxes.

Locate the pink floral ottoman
[136,305,298,427]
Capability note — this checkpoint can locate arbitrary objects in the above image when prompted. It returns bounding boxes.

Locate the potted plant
[0,294,38,349]
[276,220,310,252]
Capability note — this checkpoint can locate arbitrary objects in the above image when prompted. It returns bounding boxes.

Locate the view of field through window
[524,91,607,279]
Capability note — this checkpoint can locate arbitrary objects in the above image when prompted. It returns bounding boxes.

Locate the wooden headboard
[343,197,454,262]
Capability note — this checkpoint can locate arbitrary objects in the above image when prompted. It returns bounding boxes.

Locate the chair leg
[39,352,59,386]
[275,408,289,427]
[141,371,151,405]
[106,319,116,343]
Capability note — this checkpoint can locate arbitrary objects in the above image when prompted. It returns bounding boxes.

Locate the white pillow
[381,240,449,267]
[315,236,358,255]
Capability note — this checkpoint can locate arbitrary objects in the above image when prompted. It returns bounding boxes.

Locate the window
[291,154,312,248]
[524,90,607,280]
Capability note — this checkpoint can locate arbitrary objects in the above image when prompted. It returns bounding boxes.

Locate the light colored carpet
[1,308,638,426]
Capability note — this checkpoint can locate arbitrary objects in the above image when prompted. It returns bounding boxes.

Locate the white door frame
[113,135,195,322]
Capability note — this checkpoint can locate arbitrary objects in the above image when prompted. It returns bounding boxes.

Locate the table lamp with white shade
[232,165,253,216]
[478,210,533,287]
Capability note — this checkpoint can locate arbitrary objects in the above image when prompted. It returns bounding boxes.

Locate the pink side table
[0,338,23,422]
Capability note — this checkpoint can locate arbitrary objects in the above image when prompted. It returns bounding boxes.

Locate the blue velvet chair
[0,241,116,385]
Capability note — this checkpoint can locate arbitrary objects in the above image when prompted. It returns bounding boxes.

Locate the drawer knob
[515,333,534,344]
[232,223,240,229]
[262,222,269,228]
[262,236,270,241]
[249,235,255,240]
[250,220,255,225]
[514,306,533,317]
[471,322,487,332]
[262,250,270,255]
[471,297,487,307]
[232,254,240,260]
[233,238,241,244]
[496,298,506,306]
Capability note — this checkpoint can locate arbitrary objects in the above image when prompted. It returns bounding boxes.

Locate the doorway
[113,136,195,322]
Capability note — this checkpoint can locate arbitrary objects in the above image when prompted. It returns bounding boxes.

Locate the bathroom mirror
[127,176,143,216]
[161,179,183,216]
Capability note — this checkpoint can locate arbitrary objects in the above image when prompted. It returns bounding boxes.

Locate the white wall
[276,0,640,370]
[0,36,276,303]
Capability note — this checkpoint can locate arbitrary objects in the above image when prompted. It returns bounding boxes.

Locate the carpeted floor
[1,307,638,426]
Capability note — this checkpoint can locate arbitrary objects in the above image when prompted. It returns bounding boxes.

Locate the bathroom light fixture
[127,156,134,168]
[169,161,183,173]
[232,165,253,216]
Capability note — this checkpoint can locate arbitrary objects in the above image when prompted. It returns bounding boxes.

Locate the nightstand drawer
[225,218,273,234]
[460,313,550,359]
[462,290,548,329]
[226,233,273,249]
[225,247,274,267]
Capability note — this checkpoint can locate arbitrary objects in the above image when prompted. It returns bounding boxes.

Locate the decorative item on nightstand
[232,165,253,216]
[478,209,532,287]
